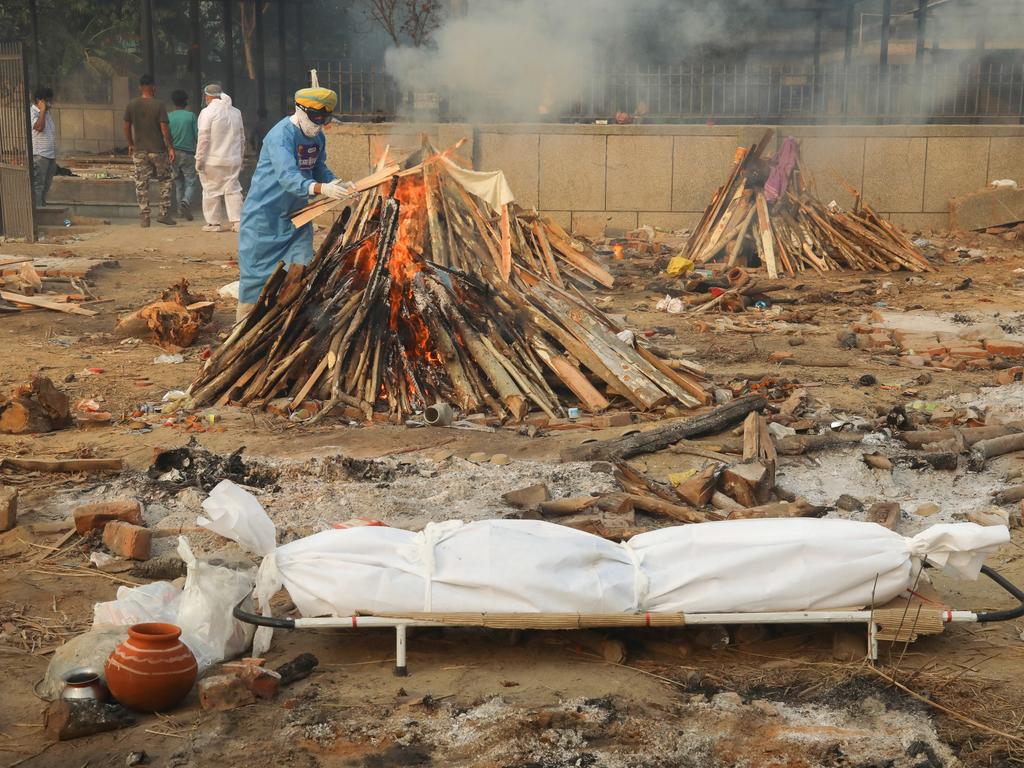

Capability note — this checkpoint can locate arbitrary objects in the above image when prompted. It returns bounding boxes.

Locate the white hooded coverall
[196,93,245,227]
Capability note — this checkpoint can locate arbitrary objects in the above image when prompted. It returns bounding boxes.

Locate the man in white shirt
[30,86,57,208]
[195,83,245,233]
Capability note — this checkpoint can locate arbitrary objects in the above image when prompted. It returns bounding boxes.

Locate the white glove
[319,179,356,200]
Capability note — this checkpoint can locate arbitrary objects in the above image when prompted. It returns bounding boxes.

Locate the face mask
[292,107,321,138]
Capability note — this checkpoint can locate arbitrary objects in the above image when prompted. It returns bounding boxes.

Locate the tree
[363,0,443,47]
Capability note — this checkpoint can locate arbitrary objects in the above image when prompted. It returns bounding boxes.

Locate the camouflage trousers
[132,151,172,217]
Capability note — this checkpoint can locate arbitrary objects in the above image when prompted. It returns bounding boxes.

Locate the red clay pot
[105,622,197,712]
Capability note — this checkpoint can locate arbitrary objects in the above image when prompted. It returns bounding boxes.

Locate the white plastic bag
[218,280,240,300]
[93,581,181,626]
[175,538,256,672]
[198,480,276,556]
[90,538,257,673]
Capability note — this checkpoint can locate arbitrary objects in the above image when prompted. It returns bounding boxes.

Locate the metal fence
[315,59,1024,124]
[0,41,35,241]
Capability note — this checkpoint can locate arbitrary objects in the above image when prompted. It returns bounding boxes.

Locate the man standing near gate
[123,74,176,227]
[30,86,57,208]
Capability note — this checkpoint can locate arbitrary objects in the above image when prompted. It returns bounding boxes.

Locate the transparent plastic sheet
[88,538,256,673]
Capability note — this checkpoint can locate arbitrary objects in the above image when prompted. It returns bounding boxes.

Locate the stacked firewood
[683,130,933,276]
[518,411,826,541]
[189,147,708,420]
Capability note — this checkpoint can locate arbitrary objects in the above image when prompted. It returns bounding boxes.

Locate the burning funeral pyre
[189,142,708,421]
[682,130,933,276]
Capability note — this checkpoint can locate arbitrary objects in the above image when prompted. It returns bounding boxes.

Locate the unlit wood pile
[683,130,933,276]
[524,410,827,540]
[189,149,708,420]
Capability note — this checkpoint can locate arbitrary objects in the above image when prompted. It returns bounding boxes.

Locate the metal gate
[0,41,35,242]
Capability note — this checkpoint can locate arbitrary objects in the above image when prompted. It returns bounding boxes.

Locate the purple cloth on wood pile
[764,137,798,203]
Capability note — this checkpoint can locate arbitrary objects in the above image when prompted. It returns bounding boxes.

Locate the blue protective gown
[237,117,335,304]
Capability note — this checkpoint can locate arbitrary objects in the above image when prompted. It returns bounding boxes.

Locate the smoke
[383,0,765,122]
[382,0,1023,123]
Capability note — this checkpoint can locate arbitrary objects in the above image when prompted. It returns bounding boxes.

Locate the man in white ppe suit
[195,83,245,233]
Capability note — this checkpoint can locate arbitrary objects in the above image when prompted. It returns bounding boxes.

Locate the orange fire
[345,174,445,400]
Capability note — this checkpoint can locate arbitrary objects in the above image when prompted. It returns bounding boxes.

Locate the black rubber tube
[976,565,1024,623]
[233,598,295,630]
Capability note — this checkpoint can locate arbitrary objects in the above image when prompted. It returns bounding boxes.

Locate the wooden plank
[533,337,610,412]
[0,290,97,316]
[289,163,404,228]
[532,220,564,288]
[755,192,778,279]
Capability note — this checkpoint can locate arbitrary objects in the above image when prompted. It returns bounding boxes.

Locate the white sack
[199,480,276,556]
[253,519,636,655]
[631,518,1007,613]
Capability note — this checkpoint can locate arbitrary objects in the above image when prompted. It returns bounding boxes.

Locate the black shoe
[180,203,194,221]
[156,214,177,226]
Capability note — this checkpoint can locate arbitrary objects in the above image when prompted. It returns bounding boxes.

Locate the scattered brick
[985,340,1024,357]
[198,674,256,711]
[995,367,1024,385]
[947,346,989,359]
[592,412,632,428]
[102,521,152,560]
[73,500,143,534]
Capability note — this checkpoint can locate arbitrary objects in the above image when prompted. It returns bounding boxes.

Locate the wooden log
[539,496,601,517]
[994,485,1024,504]
[711,491,744,511]
[755,192,779,279]
[898,425,1021,449]
[726,498,827,520]
[720,462,769,507]
[674,464,719,507]
[775,431,865,455]
[560,394,766,462]
[971,433,1024,464]
[532,219,564,288]
[622,493,712,524]
[452,317,528,421]
[2,457,124,473]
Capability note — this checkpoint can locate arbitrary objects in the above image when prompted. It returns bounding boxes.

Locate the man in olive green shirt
[168,89,199,221]
[123,74,175,227]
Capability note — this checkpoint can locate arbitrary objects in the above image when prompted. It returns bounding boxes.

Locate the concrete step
[34,207,70,226]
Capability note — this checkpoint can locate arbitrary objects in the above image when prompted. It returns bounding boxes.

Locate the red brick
[947,346,989,359]
[923,346,949,358]
[995,367,1024,385]
[73,500,143,534]
[592,412,632,428]
[902,355,927,367]
[966,359,994,370]
[102,521,151,560]
[938,356,966,371]
[985,340,1024,357]
[768,351,793,362]
[1,486,17,532]
[221,658,281,699]
[198,674,255,711]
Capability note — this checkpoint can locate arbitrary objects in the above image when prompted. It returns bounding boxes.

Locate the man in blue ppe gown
[235,86,355,321]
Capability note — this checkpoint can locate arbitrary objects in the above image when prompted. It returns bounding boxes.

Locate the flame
[344,174,445,402]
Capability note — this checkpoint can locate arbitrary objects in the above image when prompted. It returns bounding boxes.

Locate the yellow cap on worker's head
[295,87,337,112]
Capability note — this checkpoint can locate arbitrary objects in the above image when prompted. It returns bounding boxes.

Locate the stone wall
[51,76,131,155]
[323,123,1024,235]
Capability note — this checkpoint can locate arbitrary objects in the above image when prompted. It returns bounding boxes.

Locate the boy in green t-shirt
[168,90,200,221]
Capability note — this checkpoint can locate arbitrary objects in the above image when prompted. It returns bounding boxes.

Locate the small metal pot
[424,401,454,427]
[61,668,108,702]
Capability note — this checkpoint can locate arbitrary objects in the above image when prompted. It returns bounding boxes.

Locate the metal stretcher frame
[235,565,1024,676]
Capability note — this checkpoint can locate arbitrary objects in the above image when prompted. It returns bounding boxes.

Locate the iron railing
[314,59,1024,124]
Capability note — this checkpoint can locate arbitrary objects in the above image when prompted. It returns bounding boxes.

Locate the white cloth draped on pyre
[189,144,708,421]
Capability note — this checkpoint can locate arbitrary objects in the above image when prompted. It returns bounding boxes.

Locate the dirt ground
[2,218,1024,767]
